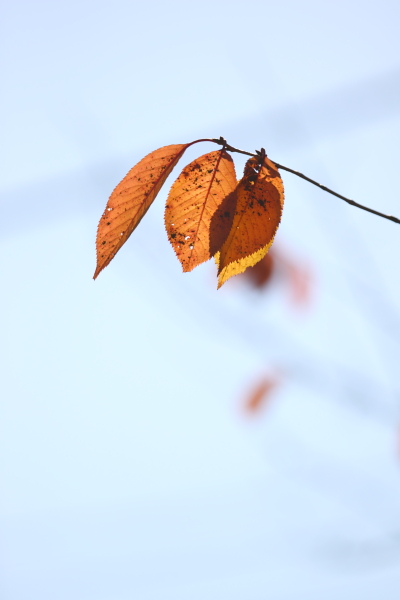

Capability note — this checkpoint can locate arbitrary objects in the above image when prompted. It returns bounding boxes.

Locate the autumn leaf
[216,155,284,288]
[94,143,197,279]
[164,149,237,272]
[243,375,279,413]
[242,252,275,289]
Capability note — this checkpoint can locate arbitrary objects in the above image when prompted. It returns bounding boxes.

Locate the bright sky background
[1,1,400,598]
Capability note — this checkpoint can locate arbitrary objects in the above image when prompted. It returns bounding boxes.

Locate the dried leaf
[165,150,237,271]
[216,156,284,288]
[94,143,193,278]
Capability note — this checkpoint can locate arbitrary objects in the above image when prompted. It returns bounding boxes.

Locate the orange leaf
[244,375,279,413]
[216,156,284,288]
[165,150,237,272]
[94,143,196,279]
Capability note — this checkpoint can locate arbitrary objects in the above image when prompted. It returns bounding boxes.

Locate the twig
[211,137,400,225]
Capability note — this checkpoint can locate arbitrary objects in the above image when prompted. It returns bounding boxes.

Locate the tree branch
[211,137,400,225]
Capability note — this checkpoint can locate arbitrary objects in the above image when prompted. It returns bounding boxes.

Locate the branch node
[210,137,400,225]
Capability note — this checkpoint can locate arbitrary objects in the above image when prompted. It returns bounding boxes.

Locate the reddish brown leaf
[216,156,284,288]
[165,150,237,272]
[242,252,275,289]
[94,143,196,279]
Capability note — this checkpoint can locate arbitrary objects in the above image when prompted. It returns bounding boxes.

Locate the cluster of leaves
[94,139,284,287]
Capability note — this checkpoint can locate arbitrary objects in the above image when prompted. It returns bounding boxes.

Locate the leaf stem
[211,137,400,225]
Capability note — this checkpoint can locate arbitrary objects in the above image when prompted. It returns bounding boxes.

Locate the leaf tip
[93,261,105,280]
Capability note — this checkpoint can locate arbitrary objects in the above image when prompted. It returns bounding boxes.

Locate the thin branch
[211,137,400,225]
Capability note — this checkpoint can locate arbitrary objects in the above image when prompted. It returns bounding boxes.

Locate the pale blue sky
[1,1,400,598]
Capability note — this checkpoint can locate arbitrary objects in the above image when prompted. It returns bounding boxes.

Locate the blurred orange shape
[284,260,312,307]
[244,375,279,414]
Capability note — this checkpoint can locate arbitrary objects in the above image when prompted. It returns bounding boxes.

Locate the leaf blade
[94,143,192,279]
[216,156,284,288]
[165,149,237,272]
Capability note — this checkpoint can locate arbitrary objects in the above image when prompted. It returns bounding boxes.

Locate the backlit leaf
[94,143,194,279]
[216,156,284,288]
[165,150,237,271]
